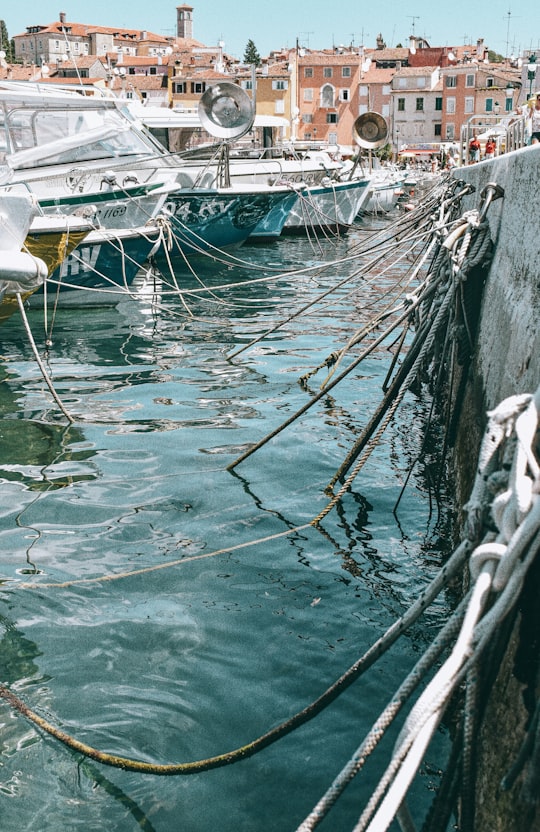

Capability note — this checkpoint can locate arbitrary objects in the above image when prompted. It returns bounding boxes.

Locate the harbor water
[0,222,453,831]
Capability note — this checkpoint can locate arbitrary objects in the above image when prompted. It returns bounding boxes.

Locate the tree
[0,20,14,63]
[243,39,261,66]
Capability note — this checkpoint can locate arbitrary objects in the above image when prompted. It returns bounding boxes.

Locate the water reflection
[0,223,453,831]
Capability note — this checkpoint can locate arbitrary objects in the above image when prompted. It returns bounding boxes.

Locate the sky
[2,1,539,62]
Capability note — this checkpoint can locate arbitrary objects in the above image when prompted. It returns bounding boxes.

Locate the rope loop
[469,540,507,581]
[465,389,539,591]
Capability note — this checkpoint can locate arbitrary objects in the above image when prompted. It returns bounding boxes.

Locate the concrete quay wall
[448,147,539,831]
[453,145,539,413]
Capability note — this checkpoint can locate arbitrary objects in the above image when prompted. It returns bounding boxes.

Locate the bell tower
[176,4,194,40]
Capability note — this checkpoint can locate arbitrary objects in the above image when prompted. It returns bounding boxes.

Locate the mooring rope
[3,178,530,826]
[227,180,477,471]
[297,385,539,832]
[15,293,74,423]
[0,532,470,776]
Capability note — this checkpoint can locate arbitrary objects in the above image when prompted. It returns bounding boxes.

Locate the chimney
[59,12,66,23]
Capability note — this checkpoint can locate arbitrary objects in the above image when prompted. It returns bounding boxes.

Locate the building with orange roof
[291,47,365,149]
[12,12,171,66]
[8,6,527,157]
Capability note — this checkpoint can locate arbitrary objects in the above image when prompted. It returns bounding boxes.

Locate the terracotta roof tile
[393,65,439,76]
[14,19,168,43]
[124,75,168,90]
[360,67,398,82]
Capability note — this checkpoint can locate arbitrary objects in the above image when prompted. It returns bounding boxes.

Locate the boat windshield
[0,103,158,169]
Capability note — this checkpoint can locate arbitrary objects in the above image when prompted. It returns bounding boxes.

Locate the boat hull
[32,226,162,307]
[282,178,371,234]
[362,180,404,214]
[248,189,301,240]
[0,186,48,322]
[157,186,295,256]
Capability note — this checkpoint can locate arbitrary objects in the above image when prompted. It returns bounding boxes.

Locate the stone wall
[448,146,540,831]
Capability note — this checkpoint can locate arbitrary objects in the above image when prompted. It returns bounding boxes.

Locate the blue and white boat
[0,83,296,261]
[162,183,301,251]
[37,224,164,307]
[282,177,372,233]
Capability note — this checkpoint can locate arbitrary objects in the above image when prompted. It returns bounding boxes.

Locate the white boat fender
[0,251,48,290]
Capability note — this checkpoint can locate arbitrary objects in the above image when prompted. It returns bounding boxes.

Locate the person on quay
[484,137,496,159]
[529,96,540,144]
[469,135,481,163]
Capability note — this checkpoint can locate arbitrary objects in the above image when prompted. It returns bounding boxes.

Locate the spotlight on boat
[198,82,255,141]
[352,111,389,149]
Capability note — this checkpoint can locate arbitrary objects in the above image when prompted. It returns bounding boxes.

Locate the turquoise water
[0,226,452,831]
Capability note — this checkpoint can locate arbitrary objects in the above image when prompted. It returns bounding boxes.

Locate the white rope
[357,385,539,832]
[295,377,539,832]
[16,293,74,423]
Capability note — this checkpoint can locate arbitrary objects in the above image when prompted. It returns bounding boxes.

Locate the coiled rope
[296,386,540,832]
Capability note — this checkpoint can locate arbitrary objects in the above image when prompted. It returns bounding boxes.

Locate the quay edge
[446,146,540,831]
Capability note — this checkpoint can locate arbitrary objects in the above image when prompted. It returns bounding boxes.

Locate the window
[382,85,390,95]
[323,67,333,78]
[398,78,407,88]
[464,97,474,113]
[417,77,426,88]
[326,112,338,123]
[304,67,313,78]
[174,82,186,94]
[190,81,206,94]
[302,113,313,123]
[485,98,493,112]
[505,97,513,112]
[382,104,389,117]
[339,88,350,101]
[275,100,285,114]
[328,132,337,144]
[416,97,424,111]
[435,97,442,110]
[272,79,288,90]
[321,83,334,107]
[359,85,368,97]
[486,77,494,88]
[149,66,157,75]
[342,66,351,77]
[240,80,253,90]
[446,97,456,114]
[303,88,313,102]
[446,124,455,140]
[434,123,442,136]
[466,74,475,87]
[397,98,405,111]
[446,76,457,87]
